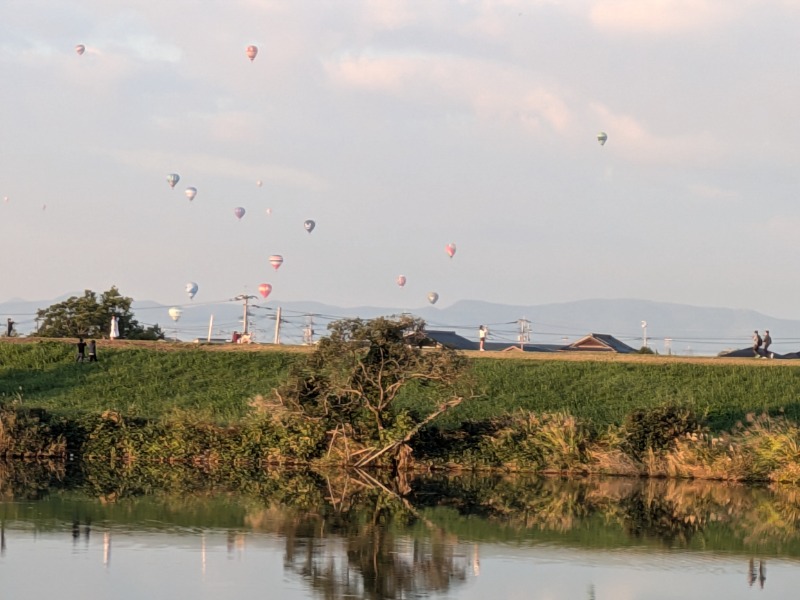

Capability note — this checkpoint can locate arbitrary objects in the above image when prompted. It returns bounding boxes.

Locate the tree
[36,286,164,340]
[273,315,471,468]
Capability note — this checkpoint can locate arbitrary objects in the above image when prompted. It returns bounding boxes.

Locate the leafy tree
[274,315,471,468]
[35,286,165,340]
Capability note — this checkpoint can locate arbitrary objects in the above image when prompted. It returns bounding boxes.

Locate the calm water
[0,463,797,599]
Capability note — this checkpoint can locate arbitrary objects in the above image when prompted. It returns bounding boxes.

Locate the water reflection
[0,462,798,599]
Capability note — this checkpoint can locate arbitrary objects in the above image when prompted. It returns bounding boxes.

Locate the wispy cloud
[590,103,726,165]
[589,0,743,34]
[110,149,330,192]
[325,52,573,133]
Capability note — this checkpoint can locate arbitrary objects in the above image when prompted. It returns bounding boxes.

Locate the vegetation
[2,332,800,481]
[270,315,472,468]
[35,286,164,340]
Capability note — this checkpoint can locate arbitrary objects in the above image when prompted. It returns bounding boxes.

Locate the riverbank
[2,338,800,481]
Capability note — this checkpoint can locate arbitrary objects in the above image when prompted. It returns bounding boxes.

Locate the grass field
[1,338,799,432]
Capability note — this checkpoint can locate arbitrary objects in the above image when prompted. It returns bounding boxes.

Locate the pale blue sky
[3,1,800,318]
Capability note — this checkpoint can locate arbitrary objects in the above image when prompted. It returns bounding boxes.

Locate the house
[420,330,637,354]
[421,330,562,353]
[421,330,476,351]
[563,333,637,353]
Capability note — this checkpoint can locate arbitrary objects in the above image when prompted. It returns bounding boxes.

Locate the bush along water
[5,397,800,482]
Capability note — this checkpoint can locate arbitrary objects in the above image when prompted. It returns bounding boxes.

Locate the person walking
[752,330,763,358]
[763,330,773,359]
[76,337,87,362]
[87,339,98,362]
[478,325,488,351]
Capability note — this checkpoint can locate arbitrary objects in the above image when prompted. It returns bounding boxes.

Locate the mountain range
[3,295,798,357]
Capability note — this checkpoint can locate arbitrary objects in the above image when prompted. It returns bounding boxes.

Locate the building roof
[565,333,637,353]
[423,330,638,354]
[423,330,477,350]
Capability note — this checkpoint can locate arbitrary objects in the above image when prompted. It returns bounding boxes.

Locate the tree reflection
[252,472,470,600]
[1,461,800,596]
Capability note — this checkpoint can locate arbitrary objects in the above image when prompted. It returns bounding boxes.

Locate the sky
[3,0,800,321]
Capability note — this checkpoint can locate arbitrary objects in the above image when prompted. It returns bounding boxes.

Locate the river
[0,462,796,599]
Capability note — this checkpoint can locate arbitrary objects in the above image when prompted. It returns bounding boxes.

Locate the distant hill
[3,296,798,356]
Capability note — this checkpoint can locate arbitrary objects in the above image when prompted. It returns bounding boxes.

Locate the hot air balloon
[256,179,263,187]
[427,292,439,305]
[445,243,456,258]
[167,173,180,188]
[234,207,246,220]
[597,131,608,146]
[269,255,283,270]
[266,208,272,216]
[396,275,406,288]
[185,187,197,201]
[75,44,85,56]
[246,45,258,61]
[186,281,198,299]
[303,219,315,234]
[168,307,182,322]
[258,283,272,299]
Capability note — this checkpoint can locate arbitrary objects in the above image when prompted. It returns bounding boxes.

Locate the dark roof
[566,333,637,353]
[423,330,476,350]
[718,347,794,359]
[423,330,640,354]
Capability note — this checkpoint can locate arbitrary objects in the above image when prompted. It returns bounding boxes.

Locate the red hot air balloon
[246,45,258,61]
[445,243,456,258]
[396,275,406,287]
[258,283,272,299]
[234,207,246,220]
[269,255,283,270]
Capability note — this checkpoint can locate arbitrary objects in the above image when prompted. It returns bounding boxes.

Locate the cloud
[687,184,741,202]
[589,0,743,34]
[590,103,727,165]
[325,52,573,133]
[763,215,800,245]
[110,149,330,192]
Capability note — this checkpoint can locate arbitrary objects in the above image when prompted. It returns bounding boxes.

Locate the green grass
[0,342,301,423]
[403,359,800,433]
[3,341,800,433]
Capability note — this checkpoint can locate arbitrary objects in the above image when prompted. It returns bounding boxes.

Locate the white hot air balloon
[186,282,198,299]
[185,187,197,201]
[427,292,439,305]
[168,307,182,322]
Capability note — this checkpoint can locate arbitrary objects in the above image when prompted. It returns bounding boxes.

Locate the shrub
[622,404,701,459]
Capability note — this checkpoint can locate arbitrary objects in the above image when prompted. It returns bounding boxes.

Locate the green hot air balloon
[597,132,608,146]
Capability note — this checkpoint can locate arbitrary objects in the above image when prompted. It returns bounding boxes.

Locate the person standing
[6,318,14,337]
[752,330,763,357]
[87,339,98,362]
[109,315,119,340]
[478,325,487,351]
[763,330,772,359]
[76,337,87,362]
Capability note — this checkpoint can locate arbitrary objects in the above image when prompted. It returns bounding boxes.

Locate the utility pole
[234,294,256,334]
[303,314,315,345]
[517,318,530,350]
[273,306,282,344]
